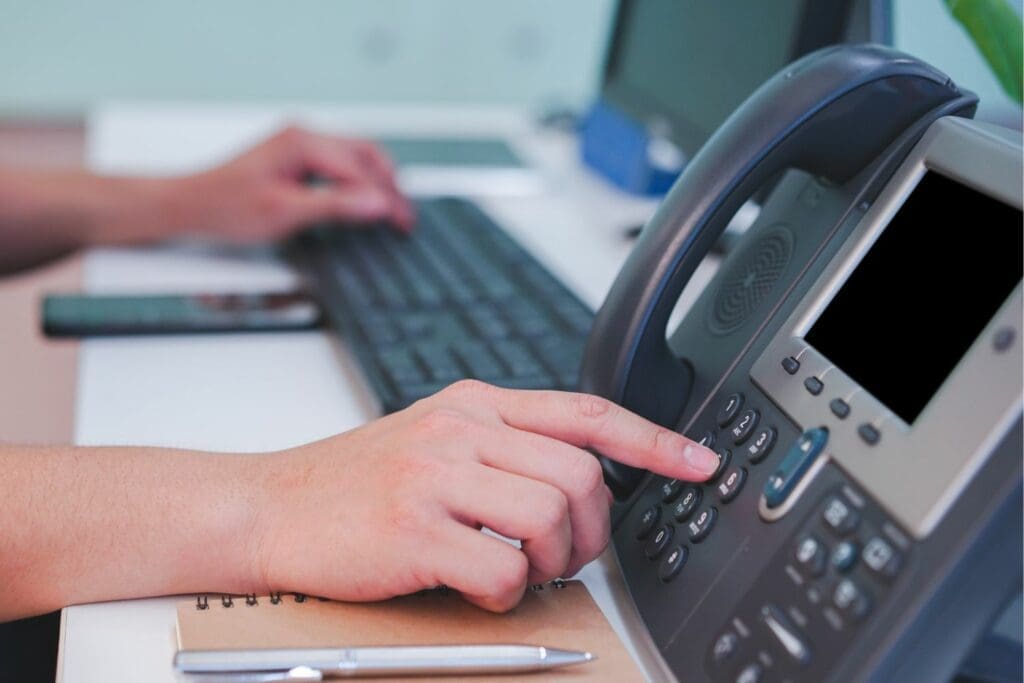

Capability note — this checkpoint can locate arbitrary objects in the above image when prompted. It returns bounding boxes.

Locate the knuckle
[492,552,529,596]
[570,393,613,421]
[650,427,682,461]
[531,489,569,534]
[570,453,606,497]
[443,379,493,401]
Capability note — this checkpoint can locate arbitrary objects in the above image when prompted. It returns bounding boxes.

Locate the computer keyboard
[293,197,594,413]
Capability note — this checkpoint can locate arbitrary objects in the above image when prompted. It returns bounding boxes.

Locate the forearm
[0,444,265,620]
[0,168,190,274]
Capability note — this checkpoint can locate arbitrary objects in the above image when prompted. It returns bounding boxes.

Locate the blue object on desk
[579,99,685,196]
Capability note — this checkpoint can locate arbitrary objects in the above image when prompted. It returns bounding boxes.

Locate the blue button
[763,427,828,509]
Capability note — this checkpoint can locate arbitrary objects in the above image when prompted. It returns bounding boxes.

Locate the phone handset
[579,45,978,498]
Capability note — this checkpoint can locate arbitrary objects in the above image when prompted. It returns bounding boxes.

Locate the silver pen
[174,644,595,680]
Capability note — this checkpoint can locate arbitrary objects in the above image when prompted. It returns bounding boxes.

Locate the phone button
[717,393,744,427]
[645,525,674,559]
[745,427,777,464]
[730,409,759,444]
[660,478,683,503]
[761,604,812,665]
[829,398,851,419]
[635,505,661,540]
[833,579,872,621]
[781,356,801,374]
[688,507,718,543]
[710,449,732,483]
[793,535,827,577]
[822,495,860,536]
[717,467,747,503]
[671,486,702,522]
[763,428,829,509]
[736,663,764,683]
[803,376,824,395]
[658,545,688,582]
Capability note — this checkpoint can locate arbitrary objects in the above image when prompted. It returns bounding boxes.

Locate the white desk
[59,104,718,683]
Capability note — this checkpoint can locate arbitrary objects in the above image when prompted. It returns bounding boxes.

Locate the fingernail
[683,443,720,476]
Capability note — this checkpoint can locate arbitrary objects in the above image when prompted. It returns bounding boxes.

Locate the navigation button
[745,427,777,464]
[831,540,859,573]
[688,507,718,543]
[730,409,760,444]
[763,428,828,509]
[717,393,744,427]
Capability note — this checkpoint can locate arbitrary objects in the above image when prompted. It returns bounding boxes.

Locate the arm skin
[0,382,720,621]
[0,126,414,274]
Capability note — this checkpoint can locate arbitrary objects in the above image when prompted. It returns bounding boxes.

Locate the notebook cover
[175,581,643,681]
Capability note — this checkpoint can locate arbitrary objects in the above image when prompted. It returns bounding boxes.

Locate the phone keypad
[630,393,780,583]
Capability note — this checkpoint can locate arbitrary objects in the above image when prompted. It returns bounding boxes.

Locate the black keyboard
[294,197,594,413]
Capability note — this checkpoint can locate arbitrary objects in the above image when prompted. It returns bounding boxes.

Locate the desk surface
[58,103,720,683]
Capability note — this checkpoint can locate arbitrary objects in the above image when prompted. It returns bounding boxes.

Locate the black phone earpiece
[578,44,978,498]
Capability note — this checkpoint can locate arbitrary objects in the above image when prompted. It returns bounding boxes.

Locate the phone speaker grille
[708,226,794,335]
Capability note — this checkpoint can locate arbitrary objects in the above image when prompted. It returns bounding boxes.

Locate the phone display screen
[805,171,1022,424]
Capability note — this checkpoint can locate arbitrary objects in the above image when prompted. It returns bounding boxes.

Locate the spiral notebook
[175,580,643,681]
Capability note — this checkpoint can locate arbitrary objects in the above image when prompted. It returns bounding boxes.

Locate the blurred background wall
[0,0,1019,125]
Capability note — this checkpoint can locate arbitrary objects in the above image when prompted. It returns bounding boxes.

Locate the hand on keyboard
[251,380,721,612]
[176,126,414,241]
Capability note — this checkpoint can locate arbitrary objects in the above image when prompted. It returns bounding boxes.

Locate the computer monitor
[587,0,891,192]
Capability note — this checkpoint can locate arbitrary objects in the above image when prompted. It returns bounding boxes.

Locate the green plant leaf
[944,0,1023,103]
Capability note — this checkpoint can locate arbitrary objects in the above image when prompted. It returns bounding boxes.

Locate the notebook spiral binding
[194,578,569,611]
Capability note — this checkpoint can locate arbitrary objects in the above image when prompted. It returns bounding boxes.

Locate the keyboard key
[358,313,402,345]
[453,342,504,380]
[463,305,511,339]
[491,340,545,377]
[331,267,374,307]
[414,344,463,383]
[377,349,426,386]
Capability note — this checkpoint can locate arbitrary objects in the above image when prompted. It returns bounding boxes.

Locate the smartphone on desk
[42,291,322,338]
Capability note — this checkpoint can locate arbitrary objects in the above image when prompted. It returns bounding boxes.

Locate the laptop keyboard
[295,197,594,413]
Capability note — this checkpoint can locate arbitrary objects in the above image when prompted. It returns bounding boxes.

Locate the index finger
[441,381,721,481]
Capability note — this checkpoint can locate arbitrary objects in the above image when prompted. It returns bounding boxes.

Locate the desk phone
[580,45,1022,682]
